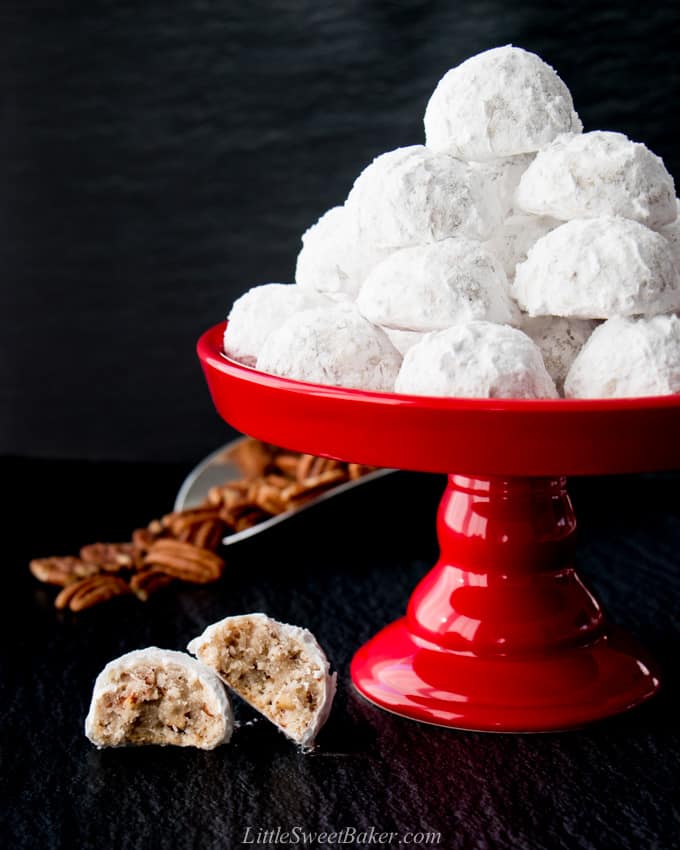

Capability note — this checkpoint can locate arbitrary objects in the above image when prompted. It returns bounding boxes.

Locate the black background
[2,462,680,850]
[2,5,680,849]
[2,1,679,462]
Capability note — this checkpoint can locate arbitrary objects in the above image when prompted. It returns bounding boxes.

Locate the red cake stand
[198,322,680,732]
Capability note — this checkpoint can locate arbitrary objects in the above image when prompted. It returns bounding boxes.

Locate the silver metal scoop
[174,438,394,546]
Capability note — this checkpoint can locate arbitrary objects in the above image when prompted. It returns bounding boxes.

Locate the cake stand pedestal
[351,473,657,731]
[198,322,679,732]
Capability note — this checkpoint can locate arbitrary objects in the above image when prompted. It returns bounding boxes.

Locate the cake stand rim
[198,322,680,477]
[201,321,680,413]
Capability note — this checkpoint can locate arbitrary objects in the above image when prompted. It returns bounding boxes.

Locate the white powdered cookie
[256,303,401,392]
[515,131,677,228]
[85,648,233,749]
[424,45,582,161]
[513,217,680,318]
[521,315,597,393]
[188,613,336,749]
[565,314,680,398]
[223,283,329,366]
[346,145,503,248]
[485,213,560,280]
[295,205,390,301]
[357,238,517,332]
[395,321,558,399]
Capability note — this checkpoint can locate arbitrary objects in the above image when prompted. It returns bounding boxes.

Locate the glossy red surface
[198,322,680,477]
[351,620,658,731]
[351,475,659,731]
[198,322,667,731]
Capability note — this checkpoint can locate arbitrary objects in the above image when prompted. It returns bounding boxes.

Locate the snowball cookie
[295,205,390,301]
[188,613,336,748]
[383,327,425,356]
[565,314,680,398]
[346,145,503,248]
[521,315,597,393]
[256,303,401,392]
[660,199,680,271]
[84,648,233,749]
[357,237,518,332]
[223,283,329,366]
[515,131,677,228]
[485,213,560,279]
[513,217,680,319]
[395,321,558,399]
[424,46,582,161]
[471,153,535,218]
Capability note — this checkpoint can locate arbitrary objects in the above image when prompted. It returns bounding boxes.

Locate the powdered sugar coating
[357,238,518,332]
[485,213,560,280]
[256,303,402,392]
[513,217,680,318]
[383,327,426,356]
[295,205,390,301]
[424,46,582,161]
[395,321,558,398]
[515,131,677,228]
[660,199,680,271]
[223,283,329,366]
[346,145,503,248]
[521,315,597,393]
[471,153,535,218]
[565,314,680,398]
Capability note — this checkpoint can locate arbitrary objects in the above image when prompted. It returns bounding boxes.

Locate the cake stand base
[352,620,658,732]
[351,474,660,732]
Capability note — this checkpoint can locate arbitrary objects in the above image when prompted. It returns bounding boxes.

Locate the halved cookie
[188,613,336,748]
[85,647,232,749]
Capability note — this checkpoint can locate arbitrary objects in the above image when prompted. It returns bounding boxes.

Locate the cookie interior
[195,617,325,743]
[90,662,226,749]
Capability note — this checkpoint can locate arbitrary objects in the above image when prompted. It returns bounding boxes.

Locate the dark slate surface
[2,457,679,849]
[1,2,680,461]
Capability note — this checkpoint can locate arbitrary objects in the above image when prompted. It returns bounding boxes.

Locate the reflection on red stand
[351,475,658,731]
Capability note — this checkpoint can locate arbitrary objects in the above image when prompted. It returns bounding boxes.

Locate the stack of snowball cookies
[223,46,680,400]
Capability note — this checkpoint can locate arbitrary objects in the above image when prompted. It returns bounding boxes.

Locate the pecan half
[348,462,376,480]
[296,454,343,483]
[168,507,222,538]
[55,575,131,611]
[264,472,290,489]
[251,482,289,515]
[233,513,269,532]
[272,453,300,478]
[187,519,226,550]
[129,568,174,601]
[221,498,260,523]
[283,469,348,503]
[226,438,275,477]
[144,539,225,583]
[207,480,250,507]
[29,556,99,587]
[80,542,135,572]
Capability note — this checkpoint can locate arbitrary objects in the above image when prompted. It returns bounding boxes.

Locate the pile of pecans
[29,440,376,613]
